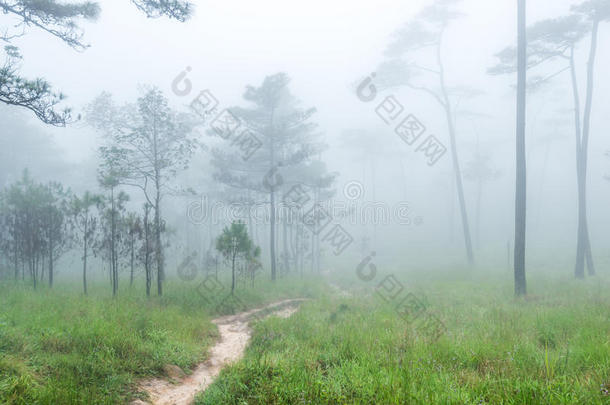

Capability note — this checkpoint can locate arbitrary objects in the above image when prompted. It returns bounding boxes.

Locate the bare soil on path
[132,298,307,405]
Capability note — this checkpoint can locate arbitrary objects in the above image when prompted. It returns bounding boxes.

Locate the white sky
[4,0,584,159]
[3,0,610,262]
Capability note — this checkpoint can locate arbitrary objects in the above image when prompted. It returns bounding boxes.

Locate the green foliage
[489,14,589,76]
[0,170,73,286]
[197,277,610,405]
[88,87,198,296]
[572,0,610,21]
[216,221,260,293]
[0,277,323,404]
[0,0,191,125]
[215,221,258,261]
[0,283,211,403]
[129,0,192,22]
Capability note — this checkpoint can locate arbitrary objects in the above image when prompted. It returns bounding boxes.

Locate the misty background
[2,0,609,281]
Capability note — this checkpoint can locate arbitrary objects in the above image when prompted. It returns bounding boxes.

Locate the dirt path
[132,298,307,405]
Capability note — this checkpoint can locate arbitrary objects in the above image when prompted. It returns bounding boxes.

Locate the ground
[196,273,610,405]
[0,272,608,404]
[0,278,320,404]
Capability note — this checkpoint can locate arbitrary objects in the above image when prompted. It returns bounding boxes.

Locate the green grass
[196,274,610,405]
[0,275,323,404]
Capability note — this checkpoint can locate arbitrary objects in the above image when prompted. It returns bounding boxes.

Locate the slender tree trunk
[111,187,117,297]
[295,222,301,278]
[282,216,289,276]
[83,221,88,295]
[584,232,595,275]
[48,239,53,288]
[268,106,278,282]
[575,18,599,278]
[270,190,277,281]
[231,251,236,295]
[514,0,528,297]
[130,236,135,287]
[438,40,474,265]
[31,255,36,289]
[150,109,165,296]
[314,188,321,274]
[571,46,586,279]
[144,206,152,297]
[13,246,18,280]
[155,190,164,296]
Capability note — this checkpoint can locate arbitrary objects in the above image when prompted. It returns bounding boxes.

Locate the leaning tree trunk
[575,18,599,278]
[514,0,528,297]
[437,38,474,265]
[570,46,586,279]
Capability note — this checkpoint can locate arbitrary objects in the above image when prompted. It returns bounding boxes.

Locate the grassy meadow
[1,268,608,405]
[197,273,610,405]
[0,277,323,404]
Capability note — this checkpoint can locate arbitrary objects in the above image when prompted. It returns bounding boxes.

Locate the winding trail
[132,298,307,405]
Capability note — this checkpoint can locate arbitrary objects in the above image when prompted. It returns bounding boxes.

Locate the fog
[2,0,610,284]
[2,1,610,403]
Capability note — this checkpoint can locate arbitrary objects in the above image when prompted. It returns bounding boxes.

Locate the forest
[0,0,608,404]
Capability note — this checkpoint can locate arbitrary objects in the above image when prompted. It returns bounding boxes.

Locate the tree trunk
[83,221,88,295]
[31,255,36,289]
[48,239,53,288]
[438,41,474,265]
[575,18,599,278]
[445,98,474,265]
[130,236,135,287]
[13,243,18,280]
[111,187,117,297]
[155,191,164,296]
[282,217,289,276]
[270,189,277,281]
[514,0,527,297]
[268,106,278,282]
[231,251,236,295]
[144,206,152,297]
[570,46,586,279]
